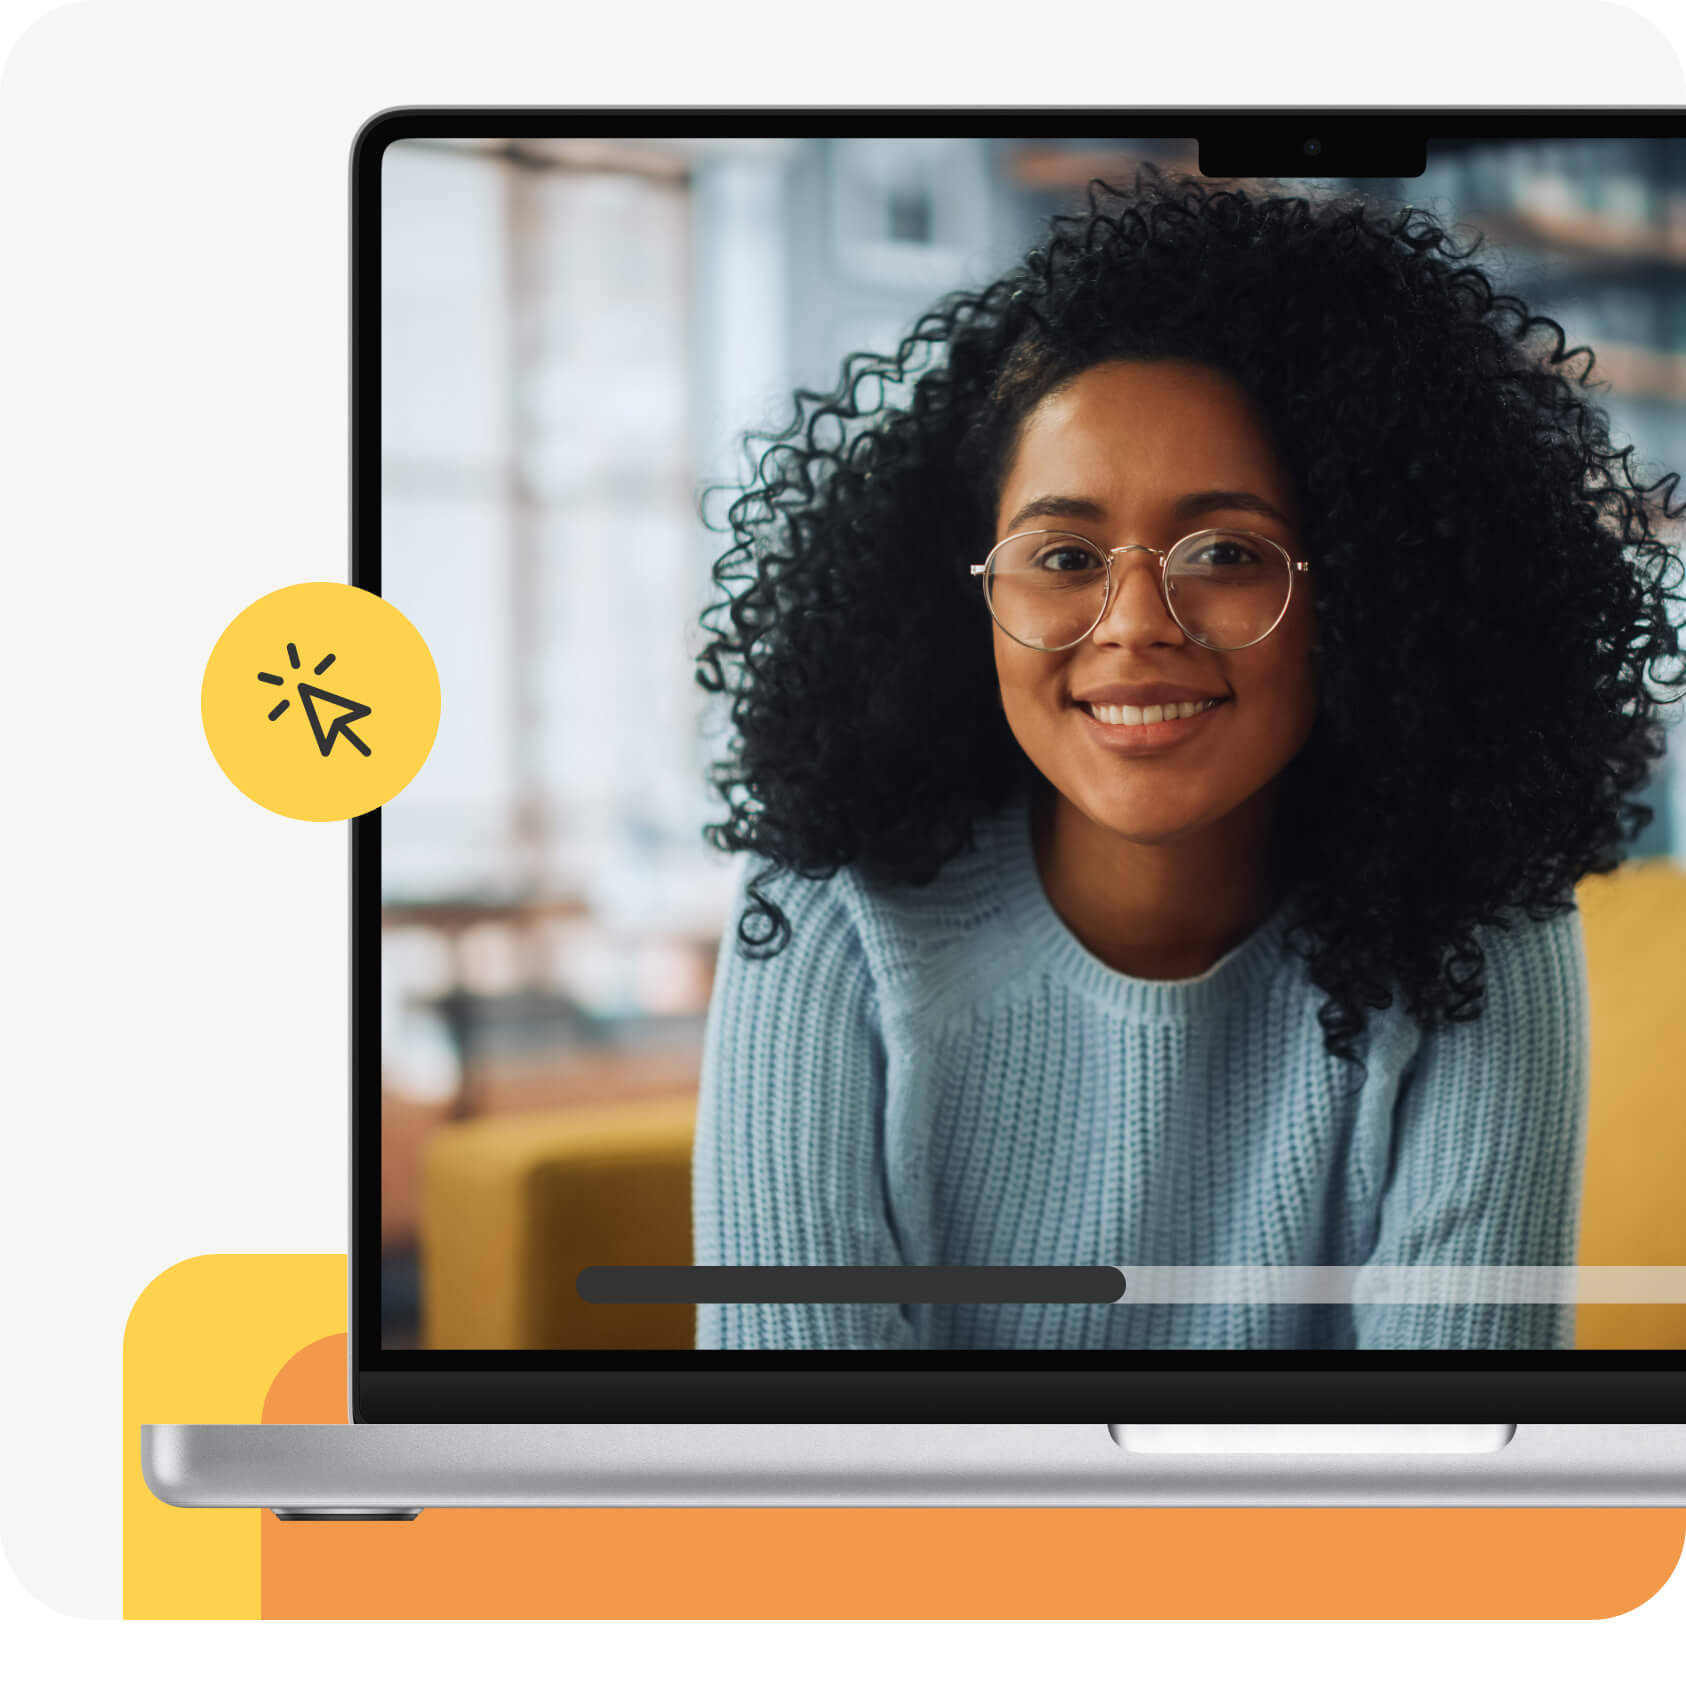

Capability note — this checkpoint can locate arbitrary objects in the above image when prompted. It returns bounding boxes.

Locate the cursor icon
[297,683,373,758]
[213,591,435,821]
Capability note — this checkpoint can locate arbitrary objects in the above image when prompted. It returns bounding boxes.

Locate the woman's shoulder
[842,803,1029,955]
[725,801,1033,1019]
[1393,895,1588,1075]
[1471,897,1587,1021]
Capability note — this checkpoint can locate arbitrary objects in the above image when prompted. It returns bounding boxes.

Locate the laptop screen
[371,122,1686,1370]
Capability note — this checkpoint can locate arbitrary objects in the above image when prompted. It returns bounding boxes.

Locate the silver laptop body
[143,106,1686,1519]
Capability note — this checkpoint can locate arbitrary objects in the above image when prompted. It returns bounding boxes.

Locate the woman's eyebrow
[1172,488,1293,526]
[1005,493,1108,531]
[1005,488,1293,531]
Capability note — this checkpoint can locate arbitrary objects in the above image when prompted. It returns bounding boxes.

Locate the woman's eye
[1035,547,1098,572]
[1193,539,1266,569]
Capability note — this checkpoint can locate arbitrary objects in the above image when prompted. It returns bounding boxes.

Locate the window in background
[828,136,994,291]
[381,140,517,900]
[379,139,745,1167]
[381,139,723,917]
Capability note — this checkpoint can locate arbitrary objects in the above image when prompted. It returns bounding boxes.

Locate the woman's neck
[1030,781,1286,982]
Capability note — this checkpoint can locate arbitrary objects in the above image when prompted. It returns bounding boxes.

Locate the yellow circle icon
[201,581,441,821]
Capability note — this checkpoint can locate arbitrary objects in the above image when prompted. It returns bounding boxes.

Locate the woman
[689,169,1684,1350]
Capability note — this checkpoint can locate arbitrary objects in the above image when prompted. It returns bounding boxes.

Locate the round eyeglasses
[972,527,1311,653]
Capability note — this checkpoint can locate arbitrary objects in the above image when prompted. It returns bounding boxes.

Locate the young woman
[688,169,1684,1351]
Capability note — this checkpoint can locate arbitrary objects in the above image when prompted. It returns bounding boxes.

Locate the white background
[3,0,1686,1675]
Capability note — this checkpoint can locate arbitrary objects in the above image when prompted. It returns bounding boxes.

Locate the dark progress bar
[574,1266,1125,1305]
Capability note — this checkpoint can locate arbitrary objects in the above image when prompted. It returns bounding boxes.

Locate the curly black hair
[694,166,1686,1066]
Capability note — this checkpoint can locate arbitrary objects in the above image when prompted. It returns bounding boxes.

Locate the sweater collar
[983,791,1299,1020]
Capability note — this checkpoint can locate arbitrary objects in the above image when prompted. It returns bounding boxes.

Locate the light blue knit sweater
[690,795,1590,1351]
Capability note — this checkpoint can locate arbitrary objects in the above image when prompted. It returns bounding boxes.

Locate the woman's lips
[1073,696,1228,753]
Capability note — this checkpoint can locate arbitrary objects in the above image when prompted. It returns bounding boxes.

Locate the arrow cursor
[297,683,373,758]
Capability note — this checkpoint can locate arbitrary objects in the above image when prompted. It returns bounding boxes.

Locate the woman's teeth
[1083,698,1221,726]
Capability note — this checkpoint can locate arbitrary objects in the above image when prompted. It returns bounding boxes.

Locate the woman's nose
[1091,550,1183,645]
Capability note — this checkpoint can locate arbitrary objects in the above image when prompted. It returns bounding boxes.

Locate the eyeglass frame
[970,526,1312,653]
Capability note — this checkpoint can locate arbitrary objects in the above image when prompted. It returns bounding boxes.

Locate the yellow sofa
[1572,858,1686,1348]
[421,1096,697,1350]
[420,859,1686,1351]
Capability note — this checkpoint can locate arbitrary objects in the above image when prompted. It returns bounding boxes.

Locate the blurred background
[380,134,1686,1350]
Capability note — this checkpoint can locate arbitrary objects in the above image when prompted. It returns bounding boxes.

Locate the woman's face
[990,357,1319,847]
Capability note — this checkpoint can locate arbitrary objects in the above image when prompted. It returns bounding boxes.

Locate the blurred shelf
[382,894,589,932]
[391,135,699,180]
[1577,342,1686,400]
[1467,207,1686,271]
[1010,144,1197,191]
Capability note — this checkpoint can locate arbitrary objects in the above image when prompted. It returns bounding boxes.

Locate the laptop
[145,107,1686,1517]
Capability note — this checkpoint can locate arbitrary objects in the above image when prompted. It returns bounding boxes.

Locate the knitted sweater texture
[690,797,1590,1350]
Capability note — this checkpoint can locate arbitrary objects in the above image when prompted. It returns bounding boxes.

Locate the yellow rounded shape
[201,581,441,821]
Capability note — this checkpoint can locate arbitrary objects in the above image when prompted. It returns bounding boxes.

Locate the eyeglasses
[971,528,1312,653]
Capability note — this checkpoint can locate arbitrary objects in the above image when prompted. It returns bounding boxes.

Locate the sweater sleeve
[690,862,917,1350]
[1352,903,1591,1350]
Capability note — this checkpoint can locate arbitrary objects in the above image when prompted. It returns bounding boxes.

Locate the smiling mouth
[1078,698,1225,726]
